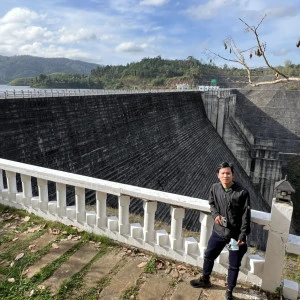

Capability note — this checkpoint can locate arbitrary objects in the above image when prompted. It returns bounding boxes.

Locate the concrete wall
[0,92,269,228]
[202,89,300,208]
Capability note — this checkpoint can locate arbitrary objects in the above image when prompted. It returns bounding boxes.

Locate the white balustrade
[37,178,49,212]
[199,212,214,257]
[96,191,107,227]
[143,201,157,242]
[0,158,299,299]
[6,171,17,202]
[20,174,32,206]
[262,199,294,292]
[170,206,185,250]
[118,195,130,234]
[56,183,67,217]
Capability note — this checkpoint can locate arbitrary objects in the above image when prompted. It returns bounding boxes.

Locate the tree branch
[208,15,298,86]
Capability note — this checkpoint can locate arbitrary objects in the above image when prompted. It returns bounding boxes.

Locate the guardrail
[0,88,233,99]
[0,158,299,299]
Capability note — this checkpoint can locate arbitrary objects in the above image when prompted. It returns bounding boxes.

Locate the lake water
[0,85,83,92]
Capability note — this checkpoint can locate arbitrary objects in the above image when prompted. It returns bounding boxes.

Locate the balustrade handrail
[0,157,299,298]
[0,158,268,223]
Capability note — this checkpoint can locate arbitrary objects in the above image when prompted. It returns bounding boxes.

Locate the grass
[144,255,157,274]
[0,204,117,299]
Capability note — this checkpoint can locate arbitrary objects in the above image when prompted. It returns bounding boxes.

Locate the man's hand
[237,240,245,246]
[214,215,223,226]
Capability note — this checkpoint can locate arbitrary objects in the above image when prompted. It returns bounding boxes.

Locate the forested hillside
[5,55,300,90]
[0,55,99,84]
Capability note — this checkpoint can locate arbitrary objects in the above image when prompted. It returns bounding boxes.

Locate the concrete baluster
[261,199,293,293]
[199,212,214,257]
[20,174,32,206]
[75,187,86,224]
[6,171,17,202]
[143,201,157,242]
[96,191,107,228]
[0,169,4,199]
[37,178,48,212]
[56,183,66,217]
[118,195,130,234]
[170,206,185,250]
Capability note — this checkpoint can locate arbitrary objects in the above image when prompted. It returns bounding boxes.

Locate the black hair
[217,162,234,173]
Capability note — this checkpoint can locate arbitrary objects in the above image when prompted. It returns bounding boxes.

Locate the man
[190,162,251,300]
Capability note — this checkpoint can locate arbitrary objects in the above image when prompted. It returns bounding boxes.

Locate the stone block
[283,279,299,300]
[107,216,118,231]
[130,223,142,239]
[66,206,76,220]
[31,196,40,209]
[86,211,96,226]
[184,237,198,254]
[156,229,169,246]
[48,201,57,215]
[248,254,265,276]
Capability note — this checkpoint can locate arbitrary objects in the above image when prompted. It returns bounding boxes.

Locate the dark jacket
[209,181,251,242]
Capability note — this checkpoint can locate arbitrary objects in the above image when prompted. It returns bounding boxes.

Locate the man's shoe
[190,276,212,288]
[225,290,233,300]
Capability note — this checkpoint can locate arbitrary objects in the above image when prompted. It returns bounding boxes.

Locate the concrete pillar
[96,191,107,228]
[143,201,157,242]
[37,178,48,212]
[261,199,293,292]
[199,212,214,257]
[6,171,17,202]
[56,183,66,217]
[20,174,32,206]
[118,195,130,234]
[170,206,185,250]
[75,187,86,224]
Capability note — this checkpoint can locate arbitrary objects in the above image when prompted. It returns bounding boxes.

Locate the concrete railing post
[143,201,157,242]
[199,212,214,257]
[20,174,32,206]
[118,195,130,234]
[6,171,17,202]
[170,206,185,250]
[75,187,86,224]
[0,169,4,198]
[261,199,293,292]
[56,183,66,217]
[37,178,48,212]
[96,191,107,228]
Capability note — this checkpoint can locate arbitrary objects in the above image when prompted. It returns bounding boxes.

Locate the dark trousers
[203,230,247,291]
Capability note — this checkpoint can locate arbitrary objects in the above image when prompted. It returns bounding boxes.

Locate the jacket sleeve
[238,190,251,242]
[209,185,220,220]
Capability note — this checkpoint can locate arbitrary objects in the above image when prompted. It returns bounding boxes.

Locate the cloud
[0,7,39,24]
[115,42,146,52]
[272,48,289,56]
[266,6,299,18]
[139,0,169,6]
[184,0,238,20]
[58,27,97,43]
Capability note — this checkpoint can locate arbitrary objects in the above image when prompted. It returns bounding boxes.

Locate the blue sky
[0,0,299,68]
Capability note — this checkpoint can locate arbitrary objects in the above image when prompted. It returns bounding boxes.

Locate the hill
[0,55,100,84]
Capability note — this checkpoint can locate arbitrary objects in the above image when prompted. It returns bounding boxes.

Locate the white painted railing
[0,158,299,299]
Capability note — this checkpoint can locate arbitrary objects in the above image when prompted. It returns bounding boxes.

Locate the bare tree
[207,15,300,87]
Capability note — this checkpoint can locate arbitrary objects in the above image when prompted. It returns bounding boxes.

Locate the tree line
[9,56,300,90]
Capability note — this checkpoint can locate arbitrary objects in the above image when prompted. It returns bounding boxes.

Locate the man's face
[217,167,233,186]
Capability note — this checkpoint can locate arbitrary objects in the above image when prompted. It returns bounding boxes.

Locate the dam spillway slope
[0,91,269,219]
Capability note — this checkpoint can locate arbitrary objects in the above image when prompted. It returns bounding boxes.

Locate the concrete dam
[0,90,292,247]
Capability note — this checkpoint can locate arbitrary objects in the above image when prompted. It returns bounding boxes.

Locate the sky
[0,0,299,68]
